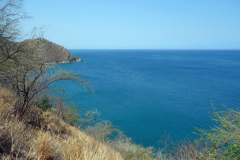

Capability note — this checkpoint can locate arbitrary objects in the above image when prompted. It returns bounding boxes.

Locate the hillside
[0,86,123,159]
[20,38,83,64]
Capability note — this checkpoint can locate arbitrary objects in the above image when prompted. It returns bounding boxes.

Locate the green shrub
[63,106,83,125]
[36,95,52,111]
[197,106,240,159]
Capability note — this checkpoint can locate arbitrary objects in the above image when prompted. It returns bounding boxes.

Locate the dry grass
[0,86,124,160]
[0,86,13,104]
[110,136,156,160]
[32,113,123,160]
[30,131,62,159]
[0,87,33,158]
[154,139,211,160]
[84,121,156,160]
[62,126,123,160]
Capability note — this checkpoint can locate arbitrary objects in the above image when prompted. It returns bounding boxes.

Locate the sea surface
[55,50,240,148]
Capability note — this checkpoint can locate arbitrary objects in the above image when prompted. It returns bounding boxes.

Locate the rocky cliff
[21,38,83,64]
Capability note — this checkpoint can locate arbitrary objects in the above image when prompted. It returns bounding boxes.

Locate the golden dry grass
[0,86,14,104]
[31,131,62,159]
[61,126,123,160]
[0,86,124,160]
[0,87,34,159]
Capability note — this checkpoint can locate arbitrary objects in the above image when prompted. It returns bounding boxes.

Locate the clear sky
[22,0,240,49]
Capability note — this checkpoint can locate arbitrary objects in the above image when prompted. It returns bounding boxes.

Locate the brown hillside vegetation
[0,86,123,160]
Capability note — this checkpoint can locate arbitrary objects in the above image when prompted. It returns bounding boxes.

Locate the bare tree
[0,0,29,64]
[0,1,92,123]
[0,39,92,117]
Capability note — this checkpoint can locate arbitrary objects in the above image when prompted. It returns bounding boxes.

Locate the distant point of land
[21,38,83,64]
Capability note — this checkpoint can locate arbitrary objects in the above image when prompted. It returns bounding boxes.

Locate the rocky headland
[20,38,83,64]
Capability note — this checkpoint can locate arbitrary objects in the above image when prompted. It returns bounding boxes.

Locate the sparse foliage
[197,106,240,159]
[0,0,29,64]
[85,120,119,141]
[49,89,97,127]
[0,37,92,118]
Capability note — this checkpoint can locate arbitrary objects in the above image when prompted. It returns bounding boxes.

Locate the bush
[197,106,240,159]
[85,120,156,160]
[36,95,52,111]
[62,106,83,125]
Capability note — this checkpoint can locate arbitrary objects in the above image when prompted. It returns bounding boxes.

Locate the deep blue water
[55,50,240,148]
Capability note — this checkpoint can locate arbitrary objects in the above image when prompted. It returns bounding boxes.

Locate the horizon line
[67,49,240,51]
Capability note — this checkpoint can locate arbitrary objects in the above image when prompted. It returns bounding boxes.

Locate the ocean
[55,50,240,148]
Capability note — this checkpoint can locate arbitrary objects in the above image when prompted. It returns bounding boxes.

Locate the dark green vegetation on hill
[0,0,240,159]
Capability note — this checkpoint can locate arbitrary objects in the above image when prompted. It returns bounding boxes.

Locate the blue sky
[22,0,240,49]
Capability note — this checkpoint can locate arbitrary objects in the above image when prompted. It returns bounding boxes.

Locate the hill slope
[0,86,123,159]
[21,38,83,64]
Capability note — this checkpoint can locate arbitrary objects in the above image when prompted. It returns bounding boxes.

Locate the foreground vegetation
[1,85,240,160]
[0,86,123,159]
[0,0,239,159]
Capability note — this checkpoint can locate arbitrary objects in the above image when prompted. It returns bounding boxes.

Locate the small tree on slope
[197,106,240,159]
